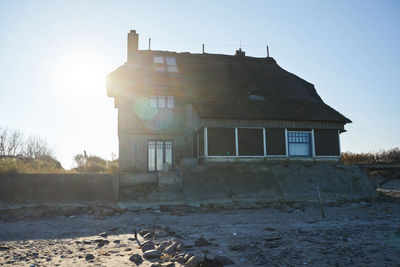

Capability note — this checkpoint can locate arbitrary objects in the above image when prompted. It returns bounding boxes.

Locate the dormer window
[249,94,265,101]
[150,95,174,109]
[153,56,178,72]
[248,90,267,101]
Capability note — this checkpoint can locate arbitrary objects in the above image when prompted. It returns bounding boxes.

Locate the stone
[143,232,154,239]
[214,255,235,265]
[157,241,169,252]
[139,229,151,237]
[185,256,200,267]
[142,241,155,252]
[194,237,211,247]
[176,244,184,252]
[85,254,95,261]
[143,249,161,259]
[164,242,178,255]
[264,227,276,231]
[98,232,108,238]
[129,254,143,265]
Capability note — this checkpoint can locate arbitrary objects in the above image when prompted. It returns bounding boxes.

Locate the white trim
[285,128,289,158]
[204,127,208,156]
[235,128,239,156]
[263,128,267,156]
[338,130,341,155]
[311,129,316,157]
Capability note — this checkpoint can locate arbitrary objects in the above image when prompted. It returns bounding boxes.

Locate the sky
[0,0,399,169]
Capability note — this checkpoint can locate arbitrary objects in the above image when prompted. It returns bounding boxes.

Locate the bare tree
[23,135,54,159]
[0,127,24,156]
[0,127,9,156]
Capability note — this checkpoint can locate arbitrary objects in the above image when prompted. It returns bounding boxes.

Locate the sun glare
[56,51,107,98]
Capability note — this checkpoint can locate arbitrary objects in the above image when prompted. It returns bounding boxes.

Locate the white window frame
[153,56,164,64]
[149,95,174,109]
[153,56,178,72]
[287,131,313,157]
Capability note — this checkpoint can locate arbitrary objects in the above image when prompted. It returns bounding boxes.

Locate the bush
[0,156,64,174]
[341,147,400,165]
[72,152,118,173]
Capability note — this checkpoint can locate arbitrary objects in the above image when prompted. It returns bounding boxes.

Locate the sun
[56,51,108,98]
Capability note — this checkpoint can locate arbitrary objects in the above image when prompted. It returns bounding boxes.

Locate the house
[107,30,351,172]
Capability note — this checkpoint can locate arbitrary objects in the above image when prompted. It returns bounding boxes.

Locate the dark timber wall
[208,128,235,156]
[266,128,286,155]
[238,128,264,156]
[314,129,340,156]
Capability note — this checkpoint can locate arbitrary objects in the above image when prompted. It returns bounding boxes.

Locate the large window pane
[158,96,166,108]
[165,141,172,165]
[156,141,164,170]
[167,96,174,108]
[288,132,311,157]
[148,141,155,171]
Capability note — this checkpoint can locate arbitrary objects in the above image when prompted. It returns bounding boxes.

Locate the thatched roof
[107,51,351,123]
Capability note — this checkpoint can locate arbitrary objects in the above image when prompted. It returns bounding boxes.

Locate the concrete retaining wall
[0,174,119,205]
[0,162,377,208]
[182,162,377,203]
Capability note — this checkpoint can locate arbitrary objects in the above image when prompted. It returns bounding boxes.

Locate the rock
[139,229,151,237]
[85,254,95,261]
[264,227,275,231]
[143,249,161,259]
[129,254,143,265]
[194,237,212,247]
[113,240,120,244]
[176,244,184,252]
[157,241,169,252]
[163,263,175,267]
[214,255,235,265]
[183,254,191,262]
[142,241,155,252]
[143,232,154,239]
[83,240,91,245]
[164,242,178,255]
[185,256,200,267]
[98,232,108,238]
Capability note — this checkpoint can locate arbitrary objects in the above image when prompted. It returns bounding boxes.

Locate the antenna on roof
[266,44,270,57]
[239,38,242,50]
[148,36,151,50]
[202,43,204,54]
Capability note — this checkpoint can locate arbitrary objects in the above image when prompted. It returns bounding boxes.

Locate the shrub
[341,147,400,165]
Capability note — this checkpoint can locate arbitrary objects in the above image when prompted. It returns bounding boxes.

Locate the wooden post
[316,184,325,218]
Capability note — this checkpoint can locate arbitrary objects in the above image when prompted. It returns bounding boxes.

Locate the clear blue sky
[0,0,399,168]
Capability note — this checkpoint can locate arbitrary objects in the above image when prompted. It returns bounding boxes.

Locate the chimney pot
[235,48,245,57]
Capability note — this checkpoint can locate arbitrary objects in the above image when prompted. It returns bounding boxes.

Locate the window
[249,94,265,101]
[288,132,312,157]
[167,96,174,108]
[149,95,174,109]
[148,140,173,171]
[153,56,164,64]
[153,56,178,72]
[166,57,176,65]
[158,95,166,108]
[150,96,157,108]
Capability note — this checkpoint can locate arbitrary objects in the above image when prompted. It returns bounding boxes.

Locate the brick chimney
[127,30,139,63]
[235,48,245,57]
